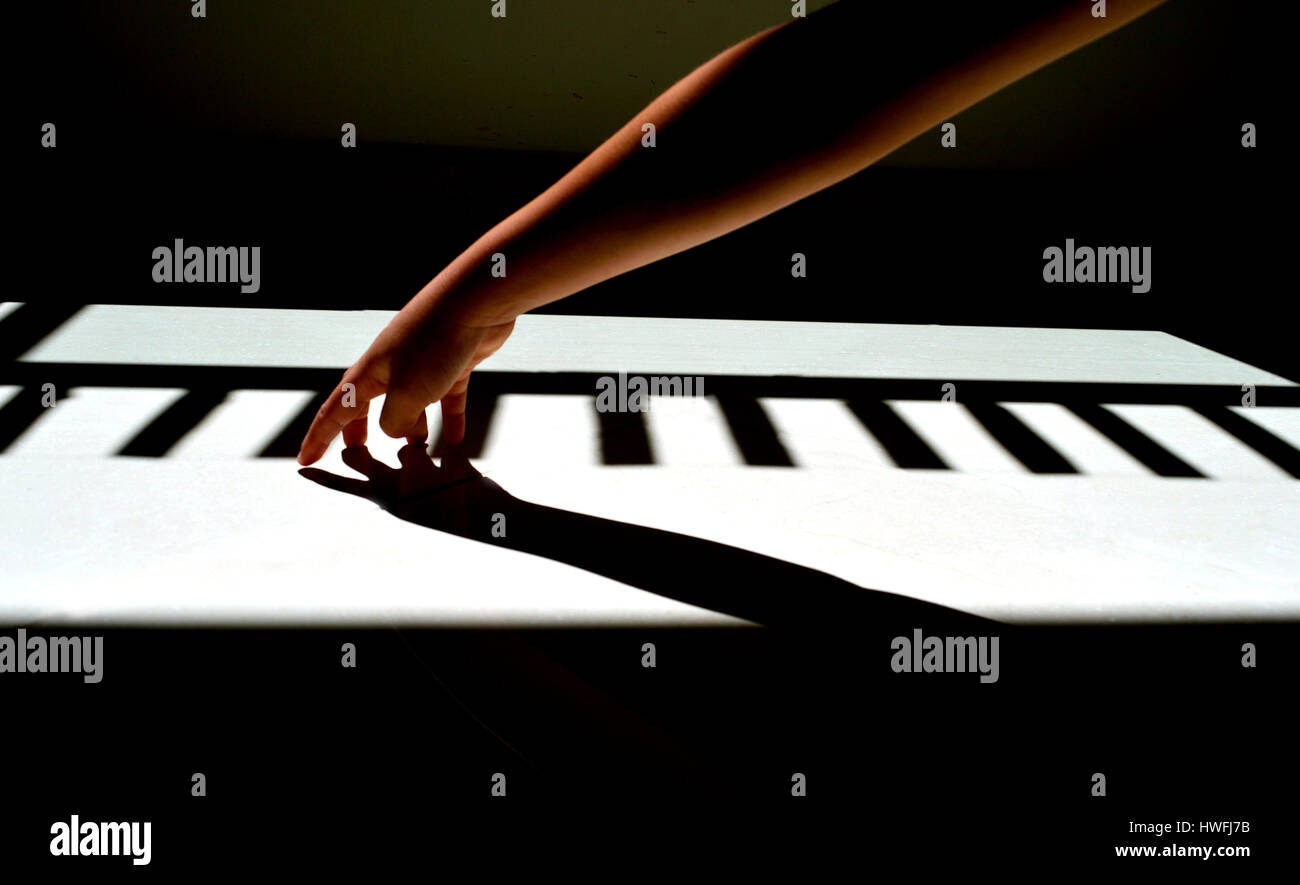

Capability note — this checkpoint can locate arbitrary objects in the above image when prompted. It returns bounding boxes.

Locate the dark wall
[15,1,1290,379]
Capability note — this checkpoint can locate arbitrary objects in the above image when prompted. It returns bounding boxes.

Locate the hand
[297,297,516,466]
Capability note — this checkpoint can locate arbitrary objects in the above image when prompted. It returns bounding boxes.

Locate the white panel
[17,304,1295,384]
[479,394,599,467]
[643,395,742,467]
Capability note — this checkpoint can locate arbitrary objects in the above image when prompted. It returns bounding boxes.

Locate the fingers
[341,412,369,449]
[299,370,426,465]
[377,316,489,442]
[405,409,429,447]
[298,373,382,466]
[440,373,471,446]
[377,380,433,441]
[303,311,503,460]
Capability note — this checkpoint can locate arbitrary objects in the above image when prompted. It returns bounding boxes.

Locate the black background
[4,0,1296,872]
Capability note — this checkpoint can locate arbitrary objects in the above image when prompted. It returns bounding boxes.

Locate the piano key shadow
[3,301,1298,473]
[299,443,998,632]
[4,364,1299,478]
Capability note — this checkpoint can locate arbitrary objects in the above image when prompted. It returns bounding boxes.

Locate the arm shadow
[299,444,999,632]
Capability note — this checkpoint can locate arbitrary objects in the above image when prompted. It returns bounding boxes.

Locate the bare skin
[297,0,1168,466]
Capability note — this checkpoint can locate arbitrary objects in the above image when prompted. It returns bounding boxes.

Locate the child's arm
[298,0,1166,465]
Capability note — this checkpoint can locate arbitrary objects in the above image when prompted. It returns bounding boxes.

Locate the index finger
[297,373,383,465]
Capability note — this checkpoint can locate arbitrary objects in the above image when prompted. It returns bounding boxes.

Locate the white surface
[2,304,1298,626]
[3,450,1296,626]
[14,302,1295,384]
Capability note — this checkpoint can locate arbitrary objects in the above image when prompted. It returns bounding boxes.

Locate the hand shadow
[300,444,998,631]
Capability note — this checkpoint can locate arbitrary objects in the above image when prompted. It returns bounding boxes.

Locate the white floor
[2,303,1297,626]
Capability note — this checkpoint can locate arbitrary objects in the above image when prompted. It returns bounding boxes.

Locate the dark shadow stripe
[964,402,1077,474]
[1192,406,1300,478]
[1066,403,1204,477]
[0,303,84,363]
[714,394,792,466]
[0,385,63,452]
[6,361,1299,468]
[846,399,947,469]
[116,388,228,457]
[257,391,329,458]
[595,406,655,465]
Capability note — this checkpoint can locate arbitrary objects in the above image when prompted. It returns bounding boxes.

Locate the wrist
[416,262,520,331]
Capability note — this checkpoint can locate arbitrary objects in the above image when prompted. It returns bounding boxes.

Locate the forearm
[419,0,1167,328]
